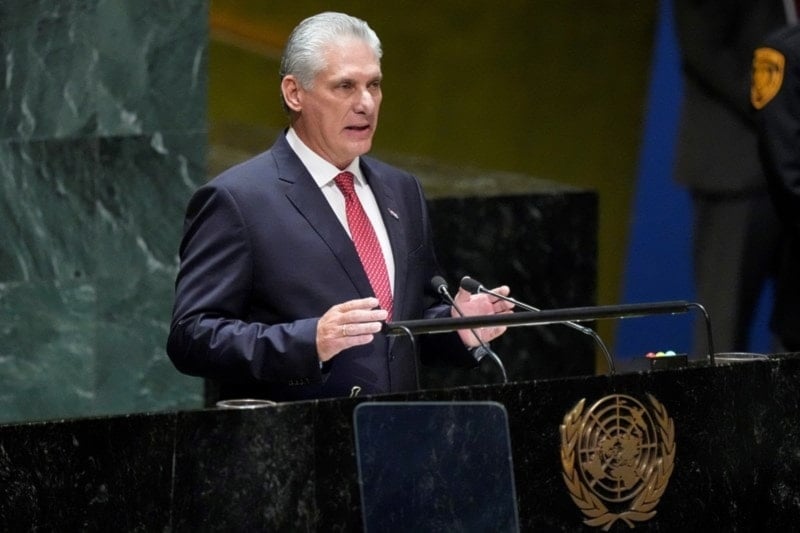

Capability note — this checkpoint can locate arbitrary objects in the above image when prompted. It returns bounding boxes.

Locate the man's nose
[354,88,376,113]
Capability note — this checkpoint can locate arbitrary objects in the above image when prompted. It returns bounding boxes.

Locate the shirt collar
[286,128,363,187]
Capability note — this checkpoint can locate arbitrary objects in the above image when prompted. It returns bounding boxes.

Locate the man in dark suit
[752,23,800,351]
[166,12,514,402]
[673,0,788,354]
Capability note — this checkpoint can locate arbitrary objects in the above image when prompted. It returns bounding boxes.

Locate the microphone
[430,276,508,383]
[460,276,616,374]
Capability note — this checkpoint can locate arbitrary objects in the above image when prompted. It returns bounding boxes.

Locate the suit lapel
[362,161,409,320]
[269,134,410,319]
[271,137,374,299]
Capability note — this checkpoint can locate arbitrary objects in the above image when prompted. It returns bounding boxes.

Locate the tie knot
[334,171,356,198]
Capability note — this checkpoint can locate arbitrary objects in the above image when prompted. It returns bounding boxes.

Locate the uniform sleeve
[754,31,800,237]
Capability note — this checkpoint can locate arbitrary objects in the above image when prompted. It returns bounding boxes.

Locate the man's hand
[451,285,515,347]
[317,297,388,362]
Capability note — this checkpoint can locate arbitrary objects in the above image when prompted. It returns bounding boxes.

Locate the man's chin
[347,139,374,157]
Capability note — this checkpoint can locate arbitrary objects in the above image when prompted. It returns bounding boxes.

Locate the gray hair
[280,12,382,90]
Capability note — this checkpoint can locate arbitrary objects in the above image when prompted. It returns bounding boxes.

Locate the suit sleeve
[166,183,323,384]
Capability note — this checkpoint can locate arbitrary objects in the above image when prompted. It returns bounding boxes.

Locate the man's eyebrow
[330,74,382,85]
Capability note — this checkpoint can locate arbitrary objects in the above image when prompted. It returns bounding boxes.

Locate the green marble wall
[0,0,208,423]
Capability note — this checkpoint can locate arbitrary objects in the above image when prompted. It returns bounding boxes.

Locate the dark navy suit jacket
[167,133,474,401]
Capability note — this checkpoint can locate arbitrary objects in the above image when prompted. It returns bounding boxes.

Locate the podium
[1,353,800,531]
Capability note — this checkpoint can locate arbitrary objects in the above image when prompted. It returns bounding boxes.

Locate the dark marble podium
[2,353,799,531]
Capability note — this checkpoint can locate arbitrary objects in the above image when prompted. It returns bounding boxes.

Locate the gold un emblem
[560,394,676,530]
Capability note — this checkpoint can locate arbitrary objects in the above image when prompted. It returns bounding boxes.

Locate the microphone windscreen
[460,276,482,294]
[430,275,448,293]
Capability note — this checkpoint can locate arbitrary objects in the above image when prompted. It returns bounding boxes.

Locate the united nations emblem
[751,46,785,110]
[560,394,675,530]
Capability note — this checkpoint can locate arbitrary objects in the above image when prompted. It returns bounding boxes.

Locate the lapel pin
[387,208,399,220]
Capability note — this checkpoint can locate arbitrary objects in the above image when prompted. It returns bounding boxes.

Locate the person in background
[166,12,514,402]
[752,22,800,351]
[673,0,788,354]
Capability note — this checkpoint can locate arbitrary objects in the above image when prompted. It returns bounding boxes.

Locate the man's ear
[281,75,303,112]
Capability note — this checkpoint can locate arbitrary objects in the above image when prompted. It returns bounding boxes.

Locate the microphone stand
[431,277,509,384]
[383,300,716,367]
[463,279,617,375]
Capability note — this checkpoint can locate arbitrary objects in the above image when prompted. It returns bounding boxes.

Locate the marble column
[0,0,208,423]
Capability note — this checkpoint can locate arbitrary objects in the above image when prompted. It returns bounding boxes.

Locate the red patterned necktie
[334,171,394,319]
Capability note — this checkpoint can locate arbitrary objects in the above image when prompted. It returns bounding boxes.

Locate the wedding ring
[342,324,348,337]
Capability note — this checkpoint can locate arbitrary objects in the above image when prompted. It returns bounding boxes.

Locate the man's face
[288,38,382,169]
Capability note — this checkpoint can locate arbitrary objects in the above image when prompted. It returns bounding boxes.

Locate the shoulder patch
[751,46,785,110]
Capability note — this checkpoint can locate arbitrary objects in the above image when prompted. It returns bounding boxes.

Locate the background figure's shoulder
[762,24,800,52]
